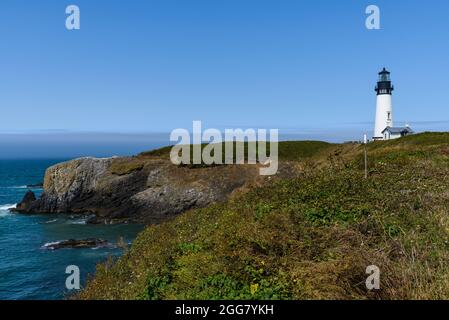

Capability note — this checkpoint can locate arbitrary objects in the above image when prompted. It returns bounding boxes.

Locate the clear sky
[0,0,448,157]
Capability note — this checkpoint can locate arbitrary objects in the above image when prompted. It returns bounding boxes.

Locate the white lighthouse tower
[373,68,394,140]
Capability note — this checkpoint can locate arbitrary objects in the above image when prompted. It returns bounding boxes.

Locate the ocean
[0,159,144,300]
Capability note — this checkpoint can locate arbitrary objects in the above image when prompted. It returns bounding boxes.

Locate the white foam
[68,219,87,225]
[43,241,61,246]
[91,243,115,250]
[41,241,62,250]
[0,204,16,211]
[42,219,58,224]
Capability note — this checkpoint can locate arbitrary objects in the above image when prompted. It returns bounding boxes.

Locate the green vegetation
[276,140,332,161]
[109,141,333,173]
[109,158,145,175]
[139,141,333,163]
[79,133,449,300]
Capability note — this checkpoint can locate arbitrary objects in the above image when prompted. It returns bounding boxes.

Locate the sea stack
[12,190,36,212]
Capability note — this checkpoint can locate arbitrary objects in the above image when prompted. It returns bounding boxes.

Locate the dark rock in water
[42,238,109,250]
[21,190,36,203]
[27,182,43,188]
[11,190,36,212]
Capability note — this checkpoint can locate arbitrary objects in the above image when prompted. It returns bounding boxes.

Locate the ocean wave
[44,241,61,246]
[41,241,64,250]
[42,219,58,224]
[0,204,16,211]
[0,185,42,190]
[68,218,87,225]
[91,244,116,250]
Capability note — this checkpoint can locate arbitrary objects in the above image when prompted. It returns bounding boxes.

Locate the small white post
[363,134,368,179]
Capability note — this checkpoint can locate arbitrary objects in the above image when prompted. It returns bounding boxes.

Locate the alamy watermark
[65,265,80,290]
[63,5,380,31]
[66,5,80,30]
[366,5,381,30]
[365,265,380,290]
[170,121,279,176]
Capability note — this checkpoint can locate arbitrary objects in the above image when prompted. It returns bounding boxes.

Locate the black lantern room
[375,68,394,95]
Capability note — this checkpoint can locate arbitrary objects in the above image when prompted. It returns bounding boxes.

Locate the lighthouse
[373,68,394,140]
[373,68,414,140]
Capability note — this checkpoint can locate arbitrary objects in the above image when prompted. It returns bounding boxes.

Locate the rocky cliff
[14,153,275,224]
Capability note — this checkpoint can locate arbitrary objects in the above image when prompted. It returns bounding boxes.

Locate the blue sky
[0,0,448,156]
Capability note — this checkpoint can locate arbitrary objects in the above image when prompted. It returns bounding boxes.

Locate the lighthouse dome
[375,68,394,95]
[378,68,391,82]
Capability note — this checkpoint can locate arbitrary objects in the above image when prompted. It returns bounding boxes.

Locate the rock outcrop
[14,190,36,211]
[41,239,109,250]
[13,154,274,224]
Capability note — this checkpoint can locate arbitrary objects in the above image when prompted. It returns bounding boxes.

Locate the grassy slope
[109,141,332,174]
[138,141,332,160]
[78,134,449,300]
